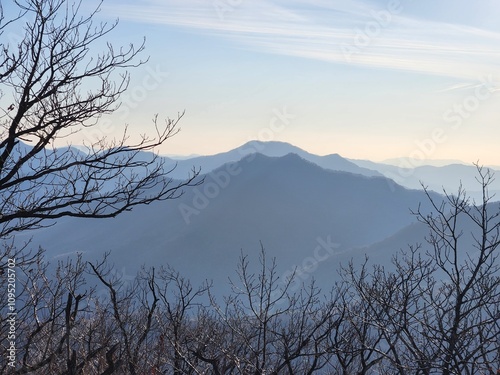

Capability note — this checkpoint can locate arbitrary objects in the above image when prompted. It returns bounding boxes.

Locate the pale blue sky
[85,0,500,163]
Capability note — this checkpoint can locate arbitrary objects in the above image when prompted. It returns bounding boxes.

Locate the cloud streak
[104,0,500,81]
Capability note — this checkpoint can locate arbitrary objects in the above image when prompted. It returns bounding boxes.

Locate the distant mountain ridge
[381,157,469,167]
[10,140,499,296]
[165,140,500,202]
[19,152,442,293]
[164,140,382,179]
[349,158,500,201]
[11,140,499,202]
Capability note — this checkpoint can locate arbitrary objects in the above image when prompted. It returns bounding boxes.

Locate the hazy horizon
[56,0,500,164]
[158,139,486,167]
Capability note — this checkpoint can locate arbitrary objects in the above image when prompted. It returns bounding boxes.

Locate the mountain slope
[19,153,441,294]
[350,159,500,201]
[356,200,500,271]
[166,141,382,179]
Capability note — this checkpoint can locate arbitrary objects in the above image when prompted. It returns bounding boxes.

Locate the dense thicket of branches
[1,168,499,374]
[0,0,199,239]
[0,0,499,374]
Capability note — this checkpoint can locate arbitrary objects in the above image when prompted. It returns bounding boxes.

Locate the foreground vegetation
[1,1,499,373]
[1,169,499,374]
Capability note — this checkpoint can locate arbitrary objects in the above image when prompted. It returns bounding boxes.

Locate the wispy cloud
[103,0,500,80]
[437,81,497,93]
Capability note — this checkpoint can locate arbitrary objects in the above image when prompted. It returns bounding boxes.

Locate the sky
[78,1,500,164]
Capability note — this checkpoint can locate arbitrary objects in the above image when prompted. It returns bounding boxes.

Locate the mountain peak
[164,140,382,180]
[235,140,307,157]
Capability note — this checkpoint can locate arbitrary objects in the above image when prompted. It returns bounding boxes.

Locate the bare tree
[412,166,500,374]
[153,267,210,374]
[2,131,499,374]
[89,257,161,375]
[0,0,200,239]
[340,250,437,374]
[204,247,341,374]
[0,248,122,374]
[341,165,500,374]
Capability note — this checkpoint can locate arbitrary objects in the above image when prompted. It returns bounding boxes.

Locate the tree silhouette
[341,165,500,374]
[0,0,200,239]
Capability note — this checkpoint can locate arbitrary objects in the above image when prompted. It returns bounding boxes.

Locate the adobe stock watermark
[178,106,295,224]
[442,75,499,131]
[268,235,340,312]
[342,0,410,62]
[237,106,296,159]
[281,236,340,292]
[384,75,499,191]
[213,0,243,21]
[178,160,242,224]
[5,258,17,369]
[81,64,170,145]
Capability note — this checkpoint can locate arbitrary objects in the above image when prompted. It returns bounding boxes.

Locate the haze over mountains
[15,140,500,293]
[166,141,500,202]
[163,140,382,180]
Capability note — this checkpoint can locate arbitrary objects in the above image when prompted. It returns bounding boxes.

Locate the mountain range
[13,140,500,295]
[166,141,500,201]
[162,140,382,180]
